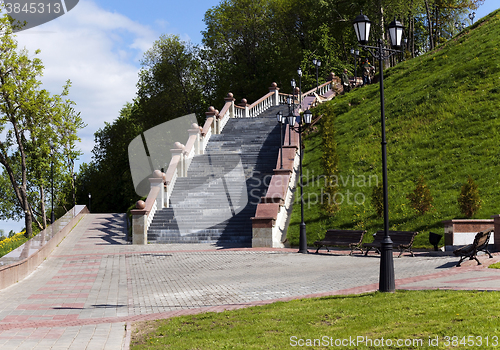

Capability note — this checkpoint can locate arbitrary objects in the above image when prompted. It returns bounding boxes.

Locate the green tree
[458,176,481,218]
[407,175,433,215]
[0,15,83,238]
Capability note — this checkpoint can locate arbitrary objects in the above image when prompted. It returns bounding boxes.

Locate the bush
[458,176,481,218]
[407,175,433,215]
[371,182,384,217]
[321,114,340,215]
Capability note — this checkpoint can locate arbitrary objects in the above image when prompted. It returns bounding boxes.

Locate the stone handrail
[0,205,89,290]
[251,121,300,248]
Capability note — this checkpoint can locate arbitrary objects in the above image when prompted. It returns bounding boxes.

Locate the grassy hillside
[288,9,500,249]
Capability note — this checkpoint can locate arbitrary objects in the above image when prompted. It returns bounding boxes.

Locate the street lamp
[455,21,460,32]
[73,173,76,209]
[469,12,476,25]
[287,109,313,253]
[88,193,91,213]
[312,58,321,92]
[353,12,404,293]
[462,22,466,31]
[276,111,284,169]
[350,49,360,87]
[49,141,55,224]
[297,67,302,106]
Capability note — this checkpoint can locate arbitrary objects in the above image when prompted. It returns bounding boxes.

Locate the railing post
[225,93,235,118]
[206,106,218,134]
[132,200,147,245]
[240,99,249,118]
[150,170,165,209]
[189,123,201,155]
[269,82,280,106]
[172,142,185,177]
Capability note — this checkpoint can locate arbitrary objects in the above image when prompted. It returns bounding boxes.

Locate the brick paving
[0,213,499,349]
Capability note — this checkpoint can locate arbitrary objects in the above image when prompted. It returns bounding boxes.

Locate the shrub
[371,182,384,217]
[407,175,433,215]
[321,114,340,215]
[458,176,481,218]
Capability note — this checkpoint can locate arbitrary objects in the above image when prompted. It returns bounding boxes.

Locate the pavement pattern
[1,213,500,349]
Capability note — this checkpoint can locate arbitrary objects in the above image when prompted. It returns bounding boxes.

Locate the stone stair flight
[147,105,287,247]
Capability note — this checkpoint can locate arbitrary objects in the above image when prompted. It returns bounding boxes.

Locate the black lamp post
[350,48,360,87]
[49,141,55,224]
[312,58,321,92]
[353,12,403,293]
[469,12,475,25]
[276,111,284,169]
[73,173,76,208]
[297,67,302,106]
[287,109,313,253]
[462,22,466,31]
[455,21,460,32]
[88,193,91,213]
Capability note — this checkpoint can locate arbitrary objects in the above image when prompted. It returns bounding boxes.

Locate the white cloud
[14,0,159,166]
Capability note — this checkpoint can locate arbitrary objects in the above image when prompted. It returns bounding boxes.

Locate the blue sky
[0,0,498,233]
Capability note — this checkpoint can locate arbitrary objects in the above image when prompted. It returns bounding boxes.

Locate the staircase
[147,105,286,246]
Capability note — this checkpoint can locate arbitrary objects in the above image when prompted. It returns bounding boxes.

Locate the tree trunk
[425,0,434,50]
[40,184,47,229]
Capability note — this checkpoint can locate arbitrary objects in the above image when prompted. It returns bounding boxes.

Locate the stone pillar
[189,123,201,155]
[492,215,500,251]
[150,170,165,209]
[225,93,235,118]
[206,106,217,134]
[269,82,280,106]
[172,142,185,177]
[132,200,147,245]
[239,99,249,118]
[214,109,220,133]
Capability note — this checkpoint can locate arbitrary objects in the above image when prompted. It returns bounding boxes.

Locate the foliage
[457,176,481,218]
[320,110,340,215]
[371,182,384,218]
[131,290,500,349]
[0,231,27,257]
[407,175,434,215]
[0,14,83,238]
[288,9,500,249]
[77,35,207,214]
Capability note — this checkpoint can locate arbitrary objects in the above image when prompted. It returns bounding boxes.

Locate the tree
[0,14,83,238]
[407,175,433,215]
[458,176,481,218]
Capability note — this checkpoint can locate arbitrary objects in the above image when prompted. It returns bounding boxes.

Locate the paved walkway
[0,214,499,349]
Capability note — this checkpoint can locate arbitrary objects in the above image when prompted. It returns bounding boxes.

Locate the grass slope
[131,290,500,349]
[288,10,500,248]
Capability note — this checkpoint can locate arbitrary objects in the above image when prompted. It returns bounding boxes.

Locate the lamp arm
[358,42,402,61]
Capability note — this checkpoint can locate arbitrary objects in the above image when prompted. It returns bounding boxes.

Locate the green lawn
[131,290,500,349]
[288,9,500,249]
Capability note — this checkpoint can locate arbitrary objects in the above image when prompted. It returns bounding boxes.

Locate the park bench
[314,229,366,255]
[363,230,418,257]
[453,230,493,267]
